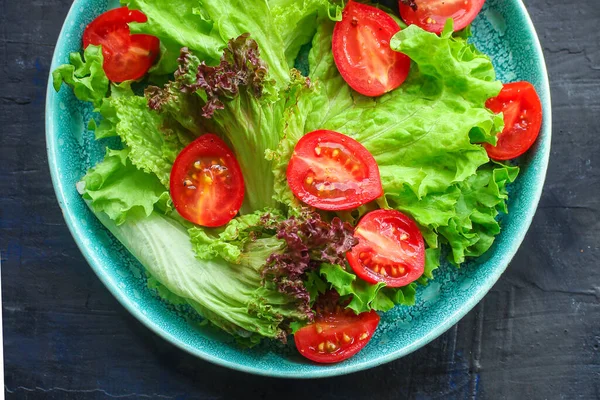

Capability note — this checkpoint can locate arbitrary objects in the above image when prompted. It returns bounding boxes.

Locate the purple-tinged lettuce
[188,34,273,118]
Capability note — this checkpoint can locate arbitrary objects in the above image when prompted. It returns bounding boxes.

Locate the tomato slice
[286,130,383,211]
[347,209,425,287]
[295,308,380,364]
[83,7,159,82]
[332,1,411,97]
[484,81,543,160]
[170,134,245,227]
[399,0,486,34]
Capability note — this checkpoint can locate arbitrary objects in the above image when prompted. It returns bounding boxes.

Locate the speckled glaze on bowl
[46,0,551,378]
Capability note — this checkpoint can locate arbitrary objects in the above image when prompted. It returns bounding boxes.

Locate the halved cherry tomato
[170,134,245,227]
[484,81,543,160]
[399,0,486,34]
[286,130,383,211]
[83,7,159,82]
[332,1,411,97]
[295,307,380,364]
[347,209,425,287]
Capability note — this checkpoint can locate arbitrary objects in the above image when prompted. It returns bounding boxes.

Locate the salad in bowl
[50,0,545,366]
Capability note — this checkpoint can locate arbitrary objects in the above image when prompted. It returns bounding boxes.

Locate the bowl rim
[45,0,551,379]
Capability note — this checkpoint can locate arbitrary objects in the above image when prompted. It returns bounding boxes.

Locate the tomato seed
[318,342,325,352]
[380,268,388,277]
[305,176,314,185]
[183,179,193,187]
[359,332,369,340]
[314,146,322,156]
[391,267,399,277]
[332,149,340,158]
[326,341,337,353]
[315,324,323,334]
[343,333,352,343]
[193,161,202,169]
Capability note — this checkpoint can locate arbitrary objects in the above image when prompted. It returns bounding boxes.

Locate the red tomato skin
[399,0,486,34]
[332,1,411,97]
[83,7,159,82]
[286,130,383,211]
[294,311,380,364]
[484,81,543,160]
[170,134,245,228]
[347,209,425,287]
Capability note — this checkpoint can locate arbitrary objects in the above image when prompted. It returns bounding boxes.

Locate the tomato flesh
[170,134,245,227]
[295,309,380,364]
[399,0,486,34]
[484,81,543,160]
[286,130,383,211]
[83,7,159,82]
[333,1,411,97]
[347,209,425,287]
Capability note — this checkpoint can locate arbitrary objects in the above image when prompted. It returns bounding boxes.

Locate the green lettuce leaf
[52,44,109,107]
[99,83,194,187]
[266,70,317,211]
[440,163,519,264]
[319,264,416,314]
[93,207,311,344]
[198,0,290,89]
[188,209,283,264]
[124,0,289,87]
[124,0,224,74]
[78,148,169,225]
[269,0,342,67]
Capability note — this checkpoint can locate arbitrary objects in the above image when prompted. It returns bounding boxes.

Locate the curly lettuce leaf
[99,83,194,187]
[391,21,501,108]
[188,209,281,264]
[267,70,317,211]
[78,148,169,225]
[319,264,417,314]
[145,49,207,133]
[184,34,276,118]
[52,44,109,107]
[440,163,519,264]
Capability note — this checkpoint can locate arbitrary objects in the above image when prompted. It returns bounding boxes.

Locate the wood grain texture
[1,0,599,398]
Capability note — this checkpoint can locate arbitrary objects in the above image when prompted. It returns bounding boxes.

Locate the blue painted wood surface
[1,0,599,398]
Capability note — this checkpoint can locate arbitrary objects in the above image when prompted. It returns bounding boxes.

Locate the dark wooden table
[1,0,599,398]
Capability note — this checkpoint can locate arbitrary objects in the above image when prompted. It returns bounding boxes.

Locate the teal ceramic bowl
[46,0,551,378]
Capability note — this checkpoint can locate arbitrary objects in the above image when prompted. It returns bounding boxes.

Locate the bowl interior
[46,0,551,378]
